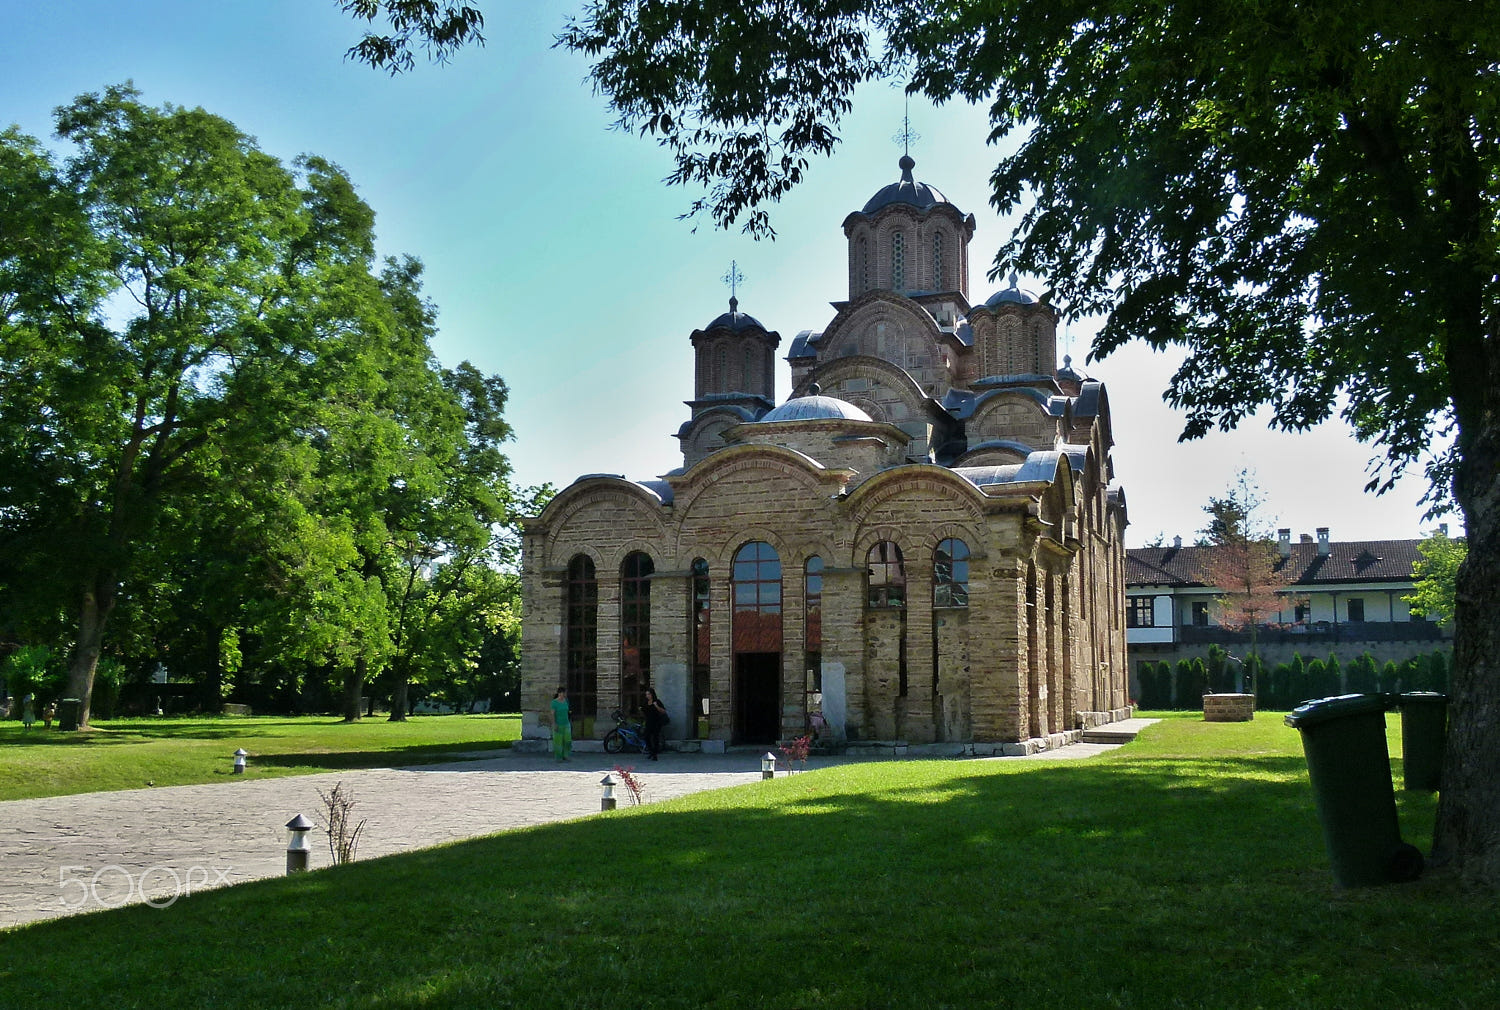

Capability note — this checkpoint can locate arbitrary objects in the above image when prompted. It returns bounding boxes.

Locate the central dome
[861,155,953,214]
[759,394,873,423]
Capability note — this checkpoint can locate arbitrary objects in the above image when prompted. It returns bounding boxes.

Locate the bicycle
[603,709,649,754]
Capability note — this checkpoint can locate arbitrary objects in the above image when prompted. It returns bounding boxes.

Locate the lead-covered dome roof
[759,394,873,423]
[861,155,956,215]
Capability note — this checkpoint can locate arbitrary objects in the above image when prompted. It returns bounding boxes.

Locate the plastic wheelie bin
[1285,694,1423,887]
[1396,692,1447,792]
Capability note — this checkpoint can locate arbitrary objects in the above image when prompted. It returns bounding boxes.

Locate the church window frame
[866,541,906,608]
[620,551,654,715]
[564,554,598,720]
[933,538,970,608]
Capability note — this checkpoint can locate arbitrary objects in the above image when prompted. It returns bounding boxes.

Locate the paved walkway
[0,721,1155,931]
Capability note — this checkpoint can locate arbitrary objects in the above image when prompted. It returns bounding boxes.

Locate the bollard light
[233,748,248,775]
[762,751,777,780]
[600,774,617,811]
[285,813,314,874]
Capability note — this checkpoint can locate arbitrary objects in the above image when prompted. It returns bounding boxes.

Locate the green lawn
[0,713,519,801]
[3,712,1490,1009]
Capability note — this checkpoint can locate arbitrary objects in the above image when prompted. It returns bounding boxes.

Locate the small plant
[613,765,644,806]
[779,734,812,773]
[316,780,367,865]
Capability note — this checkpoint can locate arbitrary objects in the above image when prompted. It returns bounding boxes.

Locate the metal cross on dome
[892,94,921,156]
[721,260,745,310]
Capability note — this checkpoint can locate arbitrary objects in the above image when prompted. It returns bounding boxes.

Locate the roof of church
[1127,538,1427,587]
[759,393,873,423]
[983,272,1042,307]
[859,155,959,215]
[702,297,767,333]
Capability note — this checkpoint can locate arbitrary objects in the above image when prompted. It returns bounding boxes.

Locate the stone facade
[521,157,1132,748]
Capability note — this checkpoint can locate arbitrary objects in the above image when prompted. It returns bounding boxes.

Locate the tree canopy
[0,85,529,725]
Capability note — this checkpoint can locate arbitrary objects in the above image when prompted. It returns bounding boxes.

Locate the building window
[620,552,653,715]
[732,541,782,652]
[691,557,710,736]
[867,541,906,608]
[1191,601,1209,627]
[1295,603,1309,623]
[805,555,823,692]
[1127,596,1154,628]
[892,232,905,291]
[565,555,598,720]
[1347,598,1365,622]
[933,538,969,607]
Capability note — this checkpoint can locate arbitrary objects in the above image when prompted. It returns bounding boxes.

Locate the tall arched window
[934,539,970,607]
[733,541,782,652]
[867,541,905,608]
[805,555,823,693]
[892,232,905,291]
[565,555,598,720]
[620,552,653,713]
[691,557,710,736]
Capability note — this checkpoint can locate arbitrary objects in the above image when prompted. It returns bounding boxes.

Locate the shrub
[1174,660,1195,710]
[1206,645,1233,694]
[1379,660,1400,694]
[1346,652,1379,694]
[1324,653,1344,695]
[4,646,67,712]
[1287,653,1311,705]
[1427,651,1451,694]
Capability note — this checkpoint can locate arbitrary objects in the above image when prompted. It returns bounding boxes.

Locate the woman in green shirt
[550,687,572,762]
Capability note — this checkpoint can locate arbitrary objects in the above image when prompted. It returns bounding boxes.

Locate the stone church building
[520,156,1132,752]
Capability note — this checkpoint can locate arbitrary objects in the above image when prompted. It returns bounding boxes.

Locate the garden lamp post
[762,752,777,780]
[285,814,314,874]
[233,748,248,775]
[600,774,617,811]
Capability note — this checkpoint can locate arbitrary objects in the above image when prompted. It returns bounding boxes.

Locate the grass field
[2,712,1489,1009]
[0,714,520,801]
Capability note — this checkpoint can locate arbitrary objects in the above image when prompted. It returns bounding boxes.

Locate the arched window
[620,552,653,713]
[866,541,905,608]
[805,555,823,694]
[565,555,598,720]
[733,541,782,651]
[934,538,970,607]
[892,232,905,291]
[691,557,710,735]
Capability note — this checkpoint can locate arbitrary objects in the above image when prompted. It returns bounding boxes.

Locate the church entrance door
[734,653,781,744]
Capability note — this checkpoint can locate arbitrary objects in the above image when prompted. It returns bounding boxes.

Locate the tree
[469,0,1500,886]
[340,1,485,74]
[0,86,521,728]
[1197,473,1293,678]
[1407,529,1466,627]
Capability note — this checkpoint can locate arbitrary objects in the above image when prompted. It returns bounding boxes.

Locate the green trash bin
[1285,694,1423,887]
[58,698,81,732]
[1397,692,1447,792]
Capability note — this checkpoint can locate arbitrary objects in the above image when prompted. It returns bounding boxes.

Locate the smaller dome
[759,394,873,423]
[861,155,953,215]
[984,271,1040,307]
[705,296,767,332]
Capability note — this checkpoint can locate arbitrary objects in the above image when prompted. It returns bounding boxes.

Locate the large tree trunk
[65,574,117,729]
[1434,488,1500,886]
[341,655,365,723]
[389,671,409,722]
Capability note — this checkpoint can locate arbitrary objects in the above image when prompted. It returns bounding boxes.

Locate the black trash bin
[1285,694,1423,887]
[58,697,81,732]
[1397,692,1447,792]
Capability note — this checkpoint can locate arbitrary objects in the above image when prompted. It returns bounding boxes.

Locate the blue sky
[3,0,1442,545]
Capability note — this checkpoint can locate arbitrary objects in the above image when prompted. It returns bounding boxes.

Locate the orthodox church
[520,156,1132,752]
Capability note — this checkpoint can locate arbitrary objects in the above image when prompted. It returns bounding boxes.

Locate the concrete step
[1080,728,1139,745]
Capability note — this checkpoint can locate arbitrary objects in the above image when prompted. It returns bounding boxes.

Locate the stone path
[0,720,1156,931]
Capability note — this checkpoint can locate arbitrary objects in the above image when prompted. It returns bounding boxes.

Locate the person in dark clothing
[642,688,668,759]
